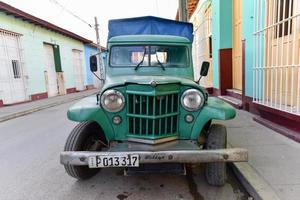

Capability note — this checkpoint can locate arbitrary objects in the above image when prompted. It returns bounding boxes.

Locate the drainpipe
[178,0,188,22]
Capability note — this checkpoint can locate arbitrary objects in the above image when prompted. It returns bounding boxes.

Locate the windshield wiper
[135,48,147,71]
[156,52,165,71]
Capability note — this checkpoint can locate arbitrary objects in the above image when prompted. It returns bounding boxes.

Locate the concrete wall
[211,0,232,89]
[219,1,232,49]
[242,0,254,97]
[0,12,86,96]
[211,0,220,89]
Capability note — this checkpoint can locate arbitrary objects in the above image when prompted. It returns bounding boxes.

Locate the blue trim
[84,45,98,85]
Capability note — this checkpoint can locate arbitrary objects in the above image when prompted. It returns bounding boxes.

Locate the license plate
[88,154,139,168]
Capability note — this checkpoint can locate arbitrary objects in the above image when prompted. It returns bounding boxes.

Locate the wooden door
[232,0,243,91]
[72,50,85,91]
[43,44,58,97]
[57,72,66,95]
[0,30,27,104]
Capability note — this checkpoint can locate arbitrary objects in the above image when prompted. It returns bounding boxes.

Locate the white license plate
[88,154,139,168]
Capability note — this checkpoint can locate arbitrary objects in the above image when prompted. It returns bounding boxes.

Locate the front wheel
[205,124,227,186]
[64,121,107,180]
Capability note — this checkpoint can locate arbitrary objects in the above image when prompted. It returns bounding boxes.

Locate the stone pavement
[0,89,98,122]
[221,110,300,200]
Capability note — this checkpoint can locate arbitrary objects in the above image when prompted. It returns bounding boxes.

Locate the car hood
[101,75,206,93]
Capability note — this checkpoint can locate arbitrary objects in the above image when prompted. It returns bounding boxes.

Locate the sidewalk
[222,110,300,200]
[0,89,98,122]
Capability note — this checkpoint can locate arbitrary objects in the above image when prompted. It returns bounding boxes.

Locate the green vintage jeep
[60,16,247,186]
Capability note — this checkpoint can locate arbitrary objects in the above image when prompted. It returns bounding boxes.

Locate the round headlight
[181,89,204,111]
[101,90,125,112]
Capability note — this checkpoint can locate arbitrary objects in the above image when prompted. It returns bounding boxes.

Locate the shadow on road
[67,164,250,200]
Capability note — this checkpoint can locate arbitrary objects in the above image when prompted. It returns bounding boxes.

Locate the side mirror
[90,55,98,72]
[200,61,210,77]
[196,61,210,84]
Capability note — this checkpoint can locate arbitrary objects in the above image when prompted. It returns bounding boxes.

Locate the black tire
[205,124,227,186]
[64,121,107,180]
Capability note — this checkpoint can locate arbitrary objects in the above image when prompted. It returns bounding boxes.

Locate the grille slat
[170,116,173,133]
[127,92,179,138]
[165,95,168,114]
[152,118,156,136]
[132,94,136,114]
[171,95,174,113]
[146,96,149,115]
[146,118,149,135]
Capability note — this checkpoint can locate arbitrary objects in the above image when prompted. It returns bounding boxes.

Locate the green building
[0,2,92,105]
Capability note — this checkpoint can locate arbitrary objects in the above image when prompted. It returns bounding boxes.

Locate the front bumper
[60,140,248,166]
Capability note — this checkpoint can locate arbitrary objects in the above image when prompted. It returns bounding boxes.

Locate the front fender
[67,96,114,140]
[190,97,236,139]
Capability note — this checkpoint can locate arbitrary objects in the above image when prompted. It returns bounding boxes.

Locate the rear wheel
[205,124,227,186]
[64,121,107,180]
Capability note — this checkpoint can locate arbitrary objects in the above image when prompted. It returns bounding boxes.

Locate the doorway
[72,49,85,91]
[232,0,243,91]
[43,44,59,97]
[0,29,28,104]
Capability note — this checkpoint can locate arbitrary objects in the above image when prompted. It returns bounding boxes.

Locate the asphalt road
[0,101,250,200]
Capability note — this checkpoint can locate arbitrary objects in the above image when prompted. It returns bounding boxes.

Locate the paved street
[0,100,249,200]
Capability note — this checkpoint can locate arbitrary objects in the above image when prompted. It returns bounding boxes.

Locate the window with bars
[276,0,294,38]
[12,60,21,79]
[254,0,300,115]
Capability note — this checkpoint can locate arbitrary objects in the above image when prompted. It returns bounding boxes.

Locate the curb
[228,144,281,200]
[0,92,97,123]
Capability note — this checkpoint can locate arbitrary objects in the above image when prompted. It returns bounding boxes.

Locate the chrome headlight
[101,90,125,112]
[181,89,204,111]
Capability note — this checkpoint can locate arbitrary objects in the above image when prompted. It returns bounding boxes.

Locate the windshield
[110,45,188,68]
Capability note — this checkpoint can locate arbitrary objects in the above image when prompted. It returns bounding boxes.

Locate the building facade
[189,0,300,139]
[0,2,92,105]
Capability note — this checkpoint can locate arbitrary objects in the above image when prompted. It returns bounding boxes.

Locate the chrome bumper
[60,140,248,166]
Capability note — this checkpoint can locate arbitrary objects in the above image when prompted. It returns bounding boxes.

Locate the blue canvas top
[108,16,194,42]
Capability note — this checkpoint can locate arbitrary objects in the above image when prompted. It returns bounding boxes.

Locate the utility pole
[178,0,188,22]
[94,16,104,86]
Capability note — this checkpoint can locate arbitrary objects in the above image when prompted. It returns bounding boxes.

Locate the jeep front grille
[127,91,179,139]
